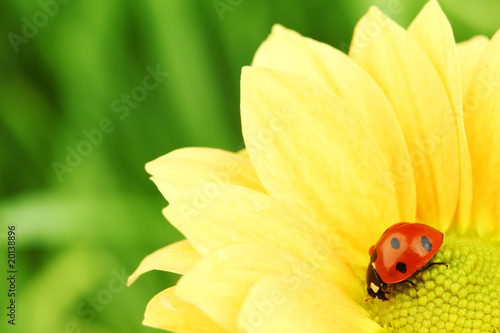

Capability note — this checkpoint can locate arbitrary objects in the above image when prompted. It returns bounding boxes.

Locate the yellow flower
[129,1,500,332]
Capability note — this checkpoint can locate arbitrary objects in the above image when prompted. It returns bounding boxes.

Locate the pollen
[365,237,500,332]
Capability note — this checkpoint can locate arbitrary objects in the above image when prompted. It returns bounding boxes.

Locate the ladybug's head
[366,263,389,301]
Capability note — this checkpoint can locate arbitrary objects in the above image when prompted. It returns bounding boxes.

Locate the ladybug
[366,222,446,300]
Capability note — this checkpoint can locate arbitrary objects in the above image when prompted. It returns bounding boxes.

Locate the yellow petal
[241,66,400,262]
[128,240,200,286]
[350,7,459,230]
[407,0,472,232]
[237,272,383,333]
[143,287,227,333]
[164,183,361,297]
[146,147,265,203]
[457,35,490,96]
[253,25,416,221]
[237,148,250,159]
[175,244,362,333]
[463,30,500,234]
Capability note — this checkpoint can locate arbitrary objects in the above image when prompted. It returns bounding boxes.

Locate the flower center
[365,237,500,332]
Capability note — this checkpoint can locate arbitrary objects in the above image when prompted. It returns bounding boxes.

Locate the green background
[0,0,498,332]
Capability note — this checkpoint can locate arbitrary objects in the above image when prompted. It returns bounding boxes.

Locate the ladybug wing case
[372,223,443,284]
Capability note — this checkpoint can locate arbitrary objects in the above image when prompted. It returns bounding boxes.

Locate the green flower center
[365,237,500,332]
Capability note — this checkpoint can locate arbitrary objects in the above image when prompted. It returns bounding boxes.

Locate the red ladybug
[366,222,446,300]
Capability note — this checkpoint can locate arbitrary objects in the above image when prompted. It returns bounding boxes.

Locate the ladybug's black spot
[396,262,407,274]
[421,236,432,252]
[391,237,400,250]
[371,248,378,262]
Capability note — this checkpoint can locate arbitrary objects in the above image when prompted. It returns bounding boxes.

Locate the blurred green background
[0,0,498,332]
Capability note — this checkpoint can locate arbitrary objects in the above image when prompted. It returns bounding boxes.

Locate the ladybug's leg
[376,282,389,301]
[393,263,447,297]
[393,279,419,292]
[406,279,418,292]
[415,262,448,275]
[427,262,448,269]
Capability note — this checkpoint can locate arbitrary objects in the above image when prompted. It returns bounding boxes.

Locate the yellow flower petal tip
[127,240,200,286]
[145,147,265,203]
[133,1,500,331]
